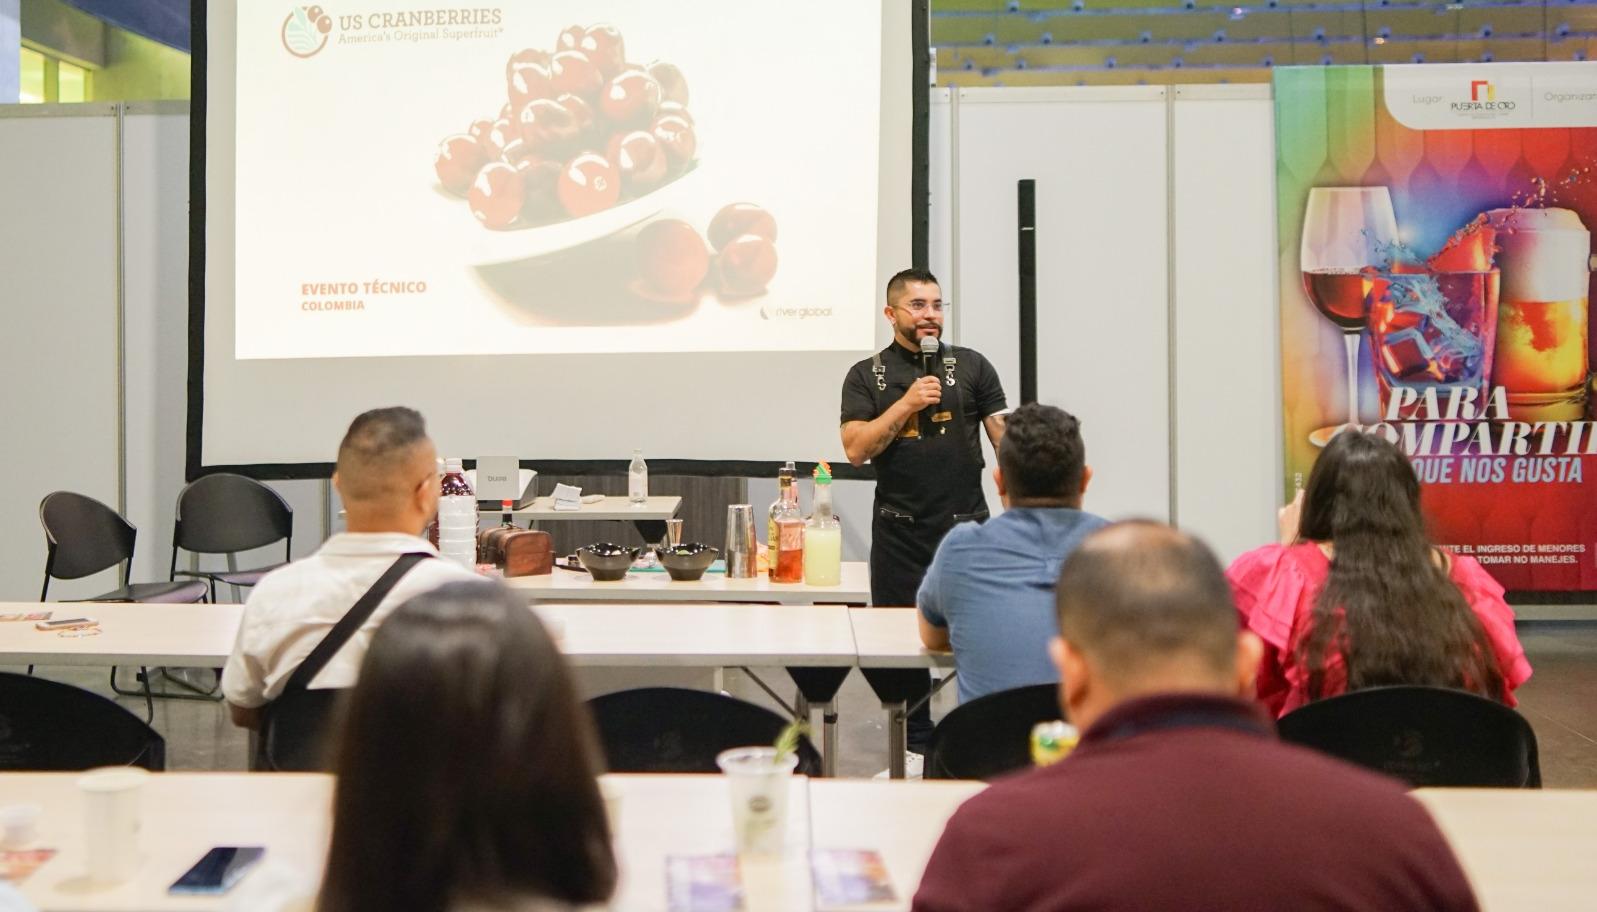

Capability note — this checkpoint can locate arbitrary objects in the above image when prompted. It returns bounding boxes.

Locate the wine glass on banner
[1300,186,1399,446]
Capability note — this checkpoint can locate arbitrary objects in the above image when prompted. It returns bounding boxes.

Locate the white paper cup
[77,767,148,884]
[716,747,798,856]
[0,803,40,849]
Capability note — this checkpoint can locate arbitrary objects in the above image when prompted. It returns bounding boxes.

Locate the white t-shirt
[221,531,479,708]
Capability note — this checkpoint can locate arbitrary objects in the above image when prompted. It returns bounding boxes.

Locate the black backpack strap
[278,552,431,696]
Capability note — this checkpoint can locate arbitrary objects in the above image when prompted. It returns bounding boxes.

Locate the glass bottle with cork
[767,461,804,582]
[802,461,841,586]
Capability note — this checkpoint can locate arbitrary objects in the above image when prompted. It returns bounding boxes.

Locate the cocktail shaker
[724,505,757,578]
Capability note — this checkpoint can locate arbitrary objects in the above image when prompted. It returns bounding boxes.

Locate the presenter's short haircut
[886,268,941,305]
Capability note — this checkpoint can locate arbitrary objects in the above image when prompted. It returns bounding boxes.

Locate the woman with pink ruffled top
[1227,431,1532,718]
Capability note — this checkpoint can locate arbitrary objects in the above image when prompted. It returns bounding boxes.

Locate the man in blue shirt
[918,403,1106,704]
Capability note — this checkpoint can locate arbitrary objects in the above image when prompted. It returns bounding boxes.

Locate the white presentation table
[0,602,241,668]
[1412,788,1597,912]
[508,562,870,605]
[537,602,858,669]
[848,608,958,780]
[0,600,864,777]
[3,774,1589,911]
[0,772,985,912]
[847,608,955,670]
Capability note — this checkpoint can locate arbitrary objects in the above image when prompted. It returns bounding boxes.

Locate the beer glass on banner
[1486,207,1593,421]
[1300,187,1400,445]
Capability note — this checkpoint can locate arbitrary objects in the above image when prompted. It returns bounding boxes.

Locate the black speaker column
[1018,179,1037,406]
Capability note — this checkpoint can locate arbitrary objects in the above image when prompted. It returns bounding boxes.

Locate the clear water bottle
[628,449,648,505]
[437,458,478,568]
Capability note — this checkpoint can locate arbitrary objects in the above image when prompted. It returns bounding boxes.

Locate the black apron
[868,345,989,606]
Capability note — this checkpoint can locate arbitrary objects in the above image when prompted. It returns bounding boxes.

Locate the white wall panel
[955,87,1172,522]
[1171,86,1281,563]
[0,106,121,600]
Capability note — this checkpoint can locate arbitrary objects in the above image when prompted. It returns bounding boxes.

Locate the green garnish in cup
[772,719,809,762]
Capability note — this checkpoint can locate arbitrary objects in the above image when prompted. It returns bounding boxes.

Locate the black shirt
[840,341,1007,519]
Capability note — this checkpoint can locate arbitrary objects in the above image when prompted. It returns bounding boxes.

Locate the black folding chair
[39,491,209,721]
[0,672,166,771]
[587,687,822,775]
[170,473,294,603]
[1277,685,1541,788]
[925,683,1063,781]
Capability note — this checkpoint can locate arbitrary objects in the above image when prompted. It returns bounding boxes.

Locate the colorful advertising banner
[1276,63,1597,591]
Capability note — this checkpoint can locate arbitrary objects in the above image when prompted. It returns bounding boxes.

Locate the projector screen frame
[187,0,929,482]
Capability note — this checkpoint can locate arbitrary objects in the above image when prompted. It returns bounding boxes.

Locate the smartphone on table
[34,617,94,631]
[168,846,266,895]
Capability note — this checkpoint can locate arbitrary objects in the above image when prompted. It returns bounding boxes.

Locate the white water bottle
[628,449,648,505]
[438,458,477,568]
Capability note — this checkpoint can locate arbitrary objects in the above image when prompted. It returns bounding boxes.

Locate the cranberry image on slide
[627,206,780,306]
[709,203,778,251]
[435,135,488,196]
[469,163,524,230]
[607,130,669,194]
[434,23,696,232]
[558,153,620,218]
[636,219,711,301]
[717,233,779,298]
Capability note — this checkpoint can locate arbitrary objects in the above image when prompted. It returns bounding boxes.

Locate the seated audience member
[1227,430,1531,718]
[319,582,616,912]
[917,403,1105,703]
[221,406,477,728]
[231,582,616,912]
[913,522,1480,912]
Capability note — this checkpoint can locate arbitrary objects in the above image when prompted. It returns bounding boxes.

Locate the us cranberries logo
[282,6,333,58]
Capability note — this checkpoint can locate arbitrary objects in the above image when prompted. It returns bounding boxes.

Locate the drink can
[1030,720,1080,766]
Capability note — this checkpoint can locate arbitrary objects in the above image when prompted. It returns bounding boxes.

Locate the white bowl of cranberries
[434,23,698,232]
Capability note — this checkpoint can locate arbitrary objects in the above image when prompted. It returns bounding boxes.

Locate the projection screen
[193,0,920,476]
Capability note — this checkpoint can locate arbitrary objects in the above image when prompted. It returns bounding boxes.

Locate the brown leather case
[501,529,553,577]
[478,526,515,565]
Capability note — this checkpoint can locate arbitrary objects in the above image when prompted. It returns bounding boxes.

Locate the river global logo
[282,6,334,58]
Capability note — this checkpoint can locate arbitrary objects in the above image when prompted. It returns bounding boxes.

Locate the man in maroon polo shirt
[912,521,1479,912]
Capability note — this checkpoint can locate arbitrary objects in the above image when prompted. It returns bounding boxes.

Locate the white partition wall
[121,103,328,585]
[0,105,122,601]
[122,102,194,585]
[0,103,333,602]
[953,87,1173,522]
[1171,85,1281,563]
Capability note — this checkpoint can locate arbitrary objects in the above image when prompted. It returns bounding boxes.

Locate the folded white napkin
[552,482,583,511]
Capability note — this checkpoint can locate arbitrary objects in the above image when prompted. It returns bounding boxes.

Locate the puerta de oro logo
[1453,77,1515,112]
[281,6,333,58]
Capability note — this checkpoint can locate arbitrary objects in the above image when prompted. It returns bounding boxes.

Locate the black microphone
[919,335,940,377]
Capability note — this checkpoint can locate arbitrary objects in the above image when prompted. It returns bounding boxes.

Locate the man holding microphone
[840,268,1008,769]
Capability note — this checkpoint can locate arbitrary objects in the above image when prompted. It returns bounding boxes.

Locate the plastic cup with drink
[715,746,798,856]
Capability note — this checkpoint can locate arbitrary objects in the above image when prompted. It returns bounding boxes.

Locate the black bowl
[577,542,639,581]
[657,542,719,581]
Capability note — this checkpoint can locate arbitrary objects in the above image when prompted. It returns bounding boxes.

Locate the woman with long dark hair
[1227,430,1531,717]
[315,580,616,912]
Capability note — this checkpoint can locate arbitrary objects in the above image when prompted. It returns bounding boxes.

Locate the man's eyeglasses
[895,301,949,316]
